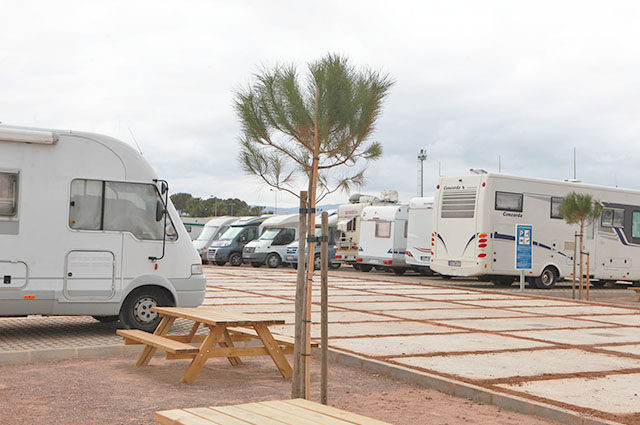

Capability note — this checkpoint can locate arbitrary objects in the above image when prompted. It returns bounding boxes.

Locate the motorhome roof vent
[469,169,488,175]
[380,190,399,203]
[348,193,380,204]
[0,127,59,145]
[563,178,582,183]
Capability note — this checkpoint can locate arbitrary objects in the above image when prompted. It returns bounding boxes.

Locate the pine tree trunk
[579,219,585,299]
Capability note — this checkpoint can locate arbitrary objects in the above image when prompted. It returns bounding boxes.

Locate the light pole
[210,195,217,216]
[417,149,427,197]
[270,188,278,214]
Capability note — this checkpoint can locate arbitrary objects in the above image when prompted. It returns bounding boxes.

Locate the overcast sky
[2,1,640,207]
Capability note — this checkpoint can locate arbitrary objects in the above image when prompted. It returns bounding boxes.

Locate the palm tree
[559,192,602,298]
[235,53,394,398]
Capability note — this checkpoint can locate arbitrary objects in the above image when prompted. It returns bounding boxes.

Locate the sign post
[515,224,533,293]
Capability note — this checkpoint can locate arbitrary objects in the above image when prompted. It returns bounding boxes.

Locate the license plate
[369,259,380,264]
[286,256,295,262]
[448,260,461,267]
[420,256,430,261]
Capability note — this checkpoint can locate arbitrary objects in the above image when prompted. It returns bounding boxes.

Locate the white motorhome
[0,125,206,331]
[405,197,434,275]
[432,172,640,289]
[242,214,298,268]
[335,190,397,268]
[181,216,214,240]
[357,204,409,274]
[285,211,340,270]
[192,216,237,262]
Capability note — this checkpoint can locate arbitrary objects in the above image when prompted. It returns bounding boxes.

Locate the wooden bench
[155,398,392,425]
[227,327,319,354]
[117,329,199,355]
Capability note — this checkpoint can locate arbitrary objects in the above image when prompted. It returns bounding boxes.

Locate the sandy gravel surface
[0,355,556,425]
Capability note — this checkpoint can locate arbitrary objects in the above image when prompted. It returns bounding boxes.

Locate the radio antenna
[128,127,143,155]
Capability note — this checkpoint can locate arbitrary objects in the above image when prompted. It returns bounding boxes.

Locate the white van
[0,125,206,331]
[357,204,409,274]
[405,197,434,275]
[192,216,238,262]
[432,172,640,288]
[181,216,214,240]
[243,214,298,268]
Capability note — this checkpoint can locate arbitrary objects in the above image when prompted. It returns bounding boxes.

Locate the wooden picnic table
[117,307,293,384]
[155,398,392,425]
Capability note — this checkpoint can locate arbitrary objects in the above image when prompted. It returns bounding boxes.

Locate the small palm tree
[560,192,602,297]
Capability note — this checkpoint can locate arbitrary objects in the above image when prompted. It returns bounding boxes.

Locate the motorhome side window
[550,197,563,219]
[633,211,640,239]
[0,172,19,217]
[495,191,523,212]
[375,221,391,238]
[69,179,177,240]
[601,208,624,228]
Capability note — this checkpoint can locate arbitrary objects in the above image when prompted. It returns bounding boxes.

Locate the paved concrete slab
[270,321,455,339]
[498,373,640,414]
[384,308,534,320]
[244,310,398,324]
[411,293,524,301]
[579,314,640,326]
[433,316,616,332]
[599,344,640,356]
[507,327,640,345]
[330,332,550,357]
[331,301,474,311]
[457,299,581,308]
[392,348,640,380]
[310,294,417,303]
[508,305,637,316]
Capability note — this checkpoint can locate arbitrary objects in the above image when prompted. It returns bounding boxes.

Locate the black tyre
[353,263,360,271]
[492,277,515,287]
[533,266,558,289]
[359,264,373,272]
[119,287,173,332]
[591,280,607,288]
[92,315,118,323]
[329,262,341,270]
[215,260,226,266]
[418,268,433,276]
[440,275,452,280]
[392,268,407,275]
[266,253,282,268]
[251,261,262,268]
[229,252,243,267]
[292,262,298,269]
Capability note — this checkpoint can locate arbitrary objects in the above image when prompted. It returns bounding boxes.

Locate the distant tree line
[170,193,266,217]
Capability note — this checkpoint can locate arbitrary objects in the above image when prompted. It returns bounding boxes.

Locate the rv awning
[337,218,352,226]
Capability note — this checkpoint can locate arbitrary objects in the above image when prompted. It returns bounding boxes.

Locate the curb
[328,349,623,425]
[0,344,144,365]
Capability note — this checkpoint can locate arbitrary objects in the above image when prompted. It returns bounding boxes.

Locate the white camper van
[192,216,237,262]
[432,172,640,289]
[0,125,206,331]
[243,214,298,268]
[405,197,434,275]
[335,191,398,268]
[181,216,214,240]
[357,204,409,274]
[285,211,340,270]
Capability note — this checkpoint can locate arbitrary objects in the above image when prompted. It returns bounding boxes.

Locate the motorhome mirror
[155,200,165,222]
[161,181,168,195]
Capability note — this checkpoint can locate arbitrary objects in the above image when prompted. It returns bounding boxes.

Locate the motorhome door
[64,250,116,299]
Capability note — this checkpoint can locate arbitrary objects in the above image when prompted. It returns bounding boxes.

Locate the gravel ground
[0,354,556,425]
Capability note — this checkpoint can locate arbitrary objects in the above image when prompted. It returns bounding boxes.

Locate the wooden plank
[213,405,287,425]
[264,400,354,425]
[228,327,318,348]
[181,325,226,384]
[184,407,255,425]
[154,409,214,425]
[136,316,176,366]
[283,399,392,425]
[166,345,293,360]
[220,329,242,366]
[152,307,285,327]
[166,335,207,344]
[236,402,322,425]
[117,329,199,355]
[186,321,201,342]
[253,324,293,379]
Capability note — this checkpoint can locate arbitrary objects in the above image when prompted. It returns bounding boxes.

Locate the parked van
[243,214,298,268]
[0,125,205,331]
[192,216,237,262]
[432,172,640,288]
[181,216,214,240]
[405,197,434,275]
[285,212,340,270]
[357,204,409,274]
[334,191,398,268]
[207,216,268,266]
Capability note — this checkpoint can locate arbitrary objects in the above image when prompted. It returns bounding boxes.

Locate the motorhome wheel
[352,264,360,270]
[534,267,558,289]
[215,260,226,266]
[392,268,407,275]
[229,253,243,266]
[329,262,341,270]
[314,254,321,270]
[251,262,262,268]
[492,277,514,287]
[418,268,433,276]
[266,253,282,268]
[119,287,173,332]
[359,264,373,272]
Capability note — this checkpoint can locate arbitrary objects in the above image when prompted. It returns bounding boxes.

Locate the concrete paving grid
[2,266,640,424]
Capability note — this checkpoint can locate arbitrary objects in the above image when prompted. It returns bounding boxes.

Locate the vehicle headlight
[220,241,231,247]
[191,264,203,275]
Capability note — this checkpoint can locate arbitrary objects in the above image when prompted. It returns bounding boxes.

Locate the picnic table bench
[155,398,392,425]
[117,307,313,384]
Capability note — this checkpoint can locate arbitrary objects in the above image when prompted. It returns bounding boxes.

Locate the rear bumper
[171,275,207,307]
[431,260,484,277]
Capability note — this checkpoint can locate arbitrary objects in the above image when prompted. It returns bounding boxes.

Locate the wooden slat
[166,345,293,360]
[253,324,292,379]
[213,405,287,425]
[154,409,214,425]
[181,325,226,384]
[228,327,318,348]
[236,402,323,425]
[184,407,255,425]
[117,329,199,355]
[137,315,176,366]
[220,329,242,366]
[283,399,392,425]
[264,400,354,425]
[152,307,285,326]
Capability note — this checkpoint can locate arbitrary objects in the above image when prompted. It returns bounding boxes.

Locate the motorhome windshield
[220,227,243,240]
[196,226,219,241]
[259,228,281,240]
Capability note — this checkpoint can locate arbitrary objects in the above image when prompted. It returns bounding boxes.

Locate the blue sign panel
[515,224,532,270]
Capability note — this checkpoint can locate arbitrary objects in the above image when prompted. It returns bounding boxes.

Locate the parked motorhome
[192,216,237,262]
[285,212,340,270]
[207,216,268,266]
[181,216,214,240]
[243,214,298,267]
[334,190,398,268]
[431,172,640,289]
[357,204,409,274]
[0,125,205,331]
[405,197,434,275]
